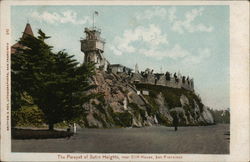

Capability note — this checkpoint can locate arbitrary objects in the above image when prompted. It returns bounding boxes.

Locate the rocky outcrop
[199,106,214,124]
[80,70,214,128]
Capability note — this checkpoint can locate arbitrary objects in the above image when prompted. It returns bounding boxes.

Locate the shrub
[12,128,73,139]
[12,105,45,127]
[143,96,159,115]
[156,113,171,126]
[110,111,132,127]
[128,103,147,120]
[93,113,107,127]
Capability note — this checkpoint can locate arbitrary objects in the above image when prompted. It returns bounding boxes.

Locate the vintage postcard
[0,0,249,161]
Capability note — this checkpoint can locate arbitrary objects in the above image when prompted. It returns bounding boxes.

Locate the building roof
[11,23,34,54]
[11,42,24,54]
[22,23,34,38]
[109,64,133,70]
[109,64,123,67]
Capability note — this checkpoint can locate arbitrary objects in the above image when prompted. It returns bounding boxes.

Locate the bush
[209,109,230,124]
[156,113,171,126]
[143,96,159,115]
[128,103,147,120]
[93,113,108,127]
[111,111,132,127]
[12,128,73,139]
[12,105,45,127]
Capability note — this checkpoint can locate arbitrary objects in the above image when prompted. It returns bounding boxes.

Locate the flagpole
[93,12,95,28]
[93,11,98,29]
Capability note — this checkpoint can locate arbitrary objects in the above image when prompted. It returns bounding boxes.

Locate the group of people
[129,68,194,90]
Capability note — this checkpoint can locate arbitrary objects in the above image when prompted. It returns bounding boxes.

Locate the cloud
[109,45,123,56]
[109,7,213,61]
[135,7,167,20]
[168,7,177,23]
[31,10,91,25]
[108,24,192,60]
[138,44,190,60]
[162,48,212,79]
[170,7,213,34]
[109,24,168,56]
[135,7,213,34]
[181,48,211,65]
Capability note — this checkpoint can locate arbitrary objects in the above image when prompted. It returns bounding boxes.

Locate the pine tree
[11,29,95,130]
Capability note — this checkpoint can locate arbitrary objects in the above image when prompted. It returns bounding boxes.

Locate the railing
[129,73,194,91]
[81,37,105,43]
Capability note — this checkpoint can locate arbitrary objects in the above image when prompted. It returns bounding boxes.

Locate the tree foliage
[11,29,95,130]
[209,108,230,124]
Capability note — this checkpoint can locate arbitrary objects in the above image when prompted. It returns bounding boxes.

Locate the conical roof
[22,23,34,38]
[11,23,34,54]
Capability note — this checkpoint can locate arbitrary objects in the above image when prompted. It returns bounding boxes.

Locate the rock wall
[81,70,214,128]
[130,73,194,91]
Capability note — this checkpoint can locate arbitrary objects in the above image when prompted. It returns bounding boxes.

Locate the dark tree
[11,29,95,130]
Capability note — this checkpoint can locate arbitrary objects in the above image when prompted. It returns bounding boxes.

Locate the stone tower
[80,27,106,69]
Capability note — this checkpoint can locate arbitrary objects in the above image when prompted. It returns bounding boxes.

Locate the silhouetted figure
[154,78,157,85]
[67,125,71,132]
[174,73,178,83]
[174,73,177,78]
[172,114,179,131]
[182,76,186,83]
[67,125,71,139]
[165,71,170,81]
[156,74,160,80]
[128,69,131,76]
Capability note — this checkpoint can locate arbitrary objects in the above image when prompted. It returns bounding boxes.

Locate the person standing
[173,114,179,131]
[73,123,77,134]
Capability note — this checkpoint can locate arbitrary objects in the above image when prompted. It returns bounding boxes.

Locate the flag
[94,11,99,15]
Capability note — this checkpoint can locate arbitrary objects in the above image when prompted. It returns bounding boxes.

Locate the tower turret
[80,27,106,68]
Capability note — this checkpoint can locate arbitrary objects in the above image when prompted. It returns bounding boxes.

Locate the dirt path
[12,124,229,154]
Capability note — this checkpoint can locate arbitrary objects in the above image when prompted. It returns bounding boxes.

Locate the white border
[1,1,249,162]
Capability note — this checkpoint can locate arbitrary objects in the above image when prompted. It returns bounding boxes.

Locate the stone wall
[129,72,194,91]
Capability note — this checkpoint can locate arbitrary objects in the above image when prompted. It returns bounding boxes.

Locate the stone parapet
[129,72,194,92]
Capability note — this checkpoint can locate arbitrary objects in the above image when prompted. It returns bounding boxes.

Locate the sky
[11,5,229,110]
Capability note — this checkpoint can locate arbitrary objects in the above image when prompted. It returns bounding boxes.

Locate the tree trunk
[48,123,54,130]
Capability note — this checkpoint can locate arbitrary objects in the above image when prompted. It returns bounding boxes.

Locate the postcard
[0,0,249,161]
